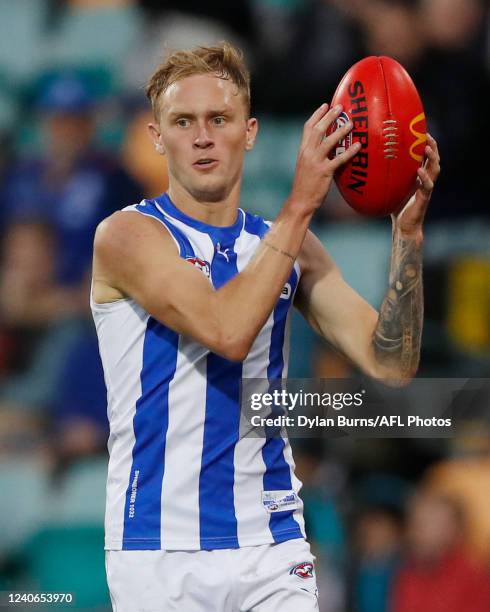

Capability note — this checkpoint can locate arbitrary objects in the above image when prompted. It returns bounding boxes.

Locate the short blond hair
[146,42,251,119]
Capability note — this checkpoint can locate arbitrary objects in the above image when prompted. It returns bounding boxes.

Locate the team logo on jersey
[289,562,314,579]
[186,256,211,278]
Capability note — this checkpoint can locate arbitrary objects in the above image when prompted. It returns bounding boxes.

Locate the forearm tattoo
[373,231,423,377]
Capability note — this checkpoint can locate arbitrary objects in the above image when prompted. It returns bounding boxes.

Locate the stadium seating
[0,0,48,86]
[44,4,142,77]
[0,459,50,556]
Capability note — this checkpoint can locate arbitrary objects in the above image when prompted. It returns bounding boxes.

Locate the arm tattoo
[262,239,296,262]
[373,230,423,377]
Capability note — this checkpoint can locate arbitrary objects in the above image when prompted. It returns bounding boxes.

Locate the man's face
[151,74,257,203]
[46,112,94,161]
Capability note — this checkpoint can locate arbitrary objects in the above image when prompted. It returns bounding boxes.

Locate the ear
[245,117,258,151]
[148,122,165,155]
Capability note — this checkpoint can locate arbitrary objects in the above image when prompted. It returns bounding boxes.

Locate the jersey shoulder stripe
[131,200,196,258]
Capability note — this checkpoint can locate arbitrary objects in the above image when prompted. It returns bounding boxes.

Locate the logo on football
[333,111,353,157]
[408,112,427,162]
[186,257,211,278]
[289,561,314,579]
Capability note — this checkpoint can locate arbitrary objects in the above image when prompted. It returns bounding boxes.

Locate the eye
[176,118,191,128]
[213,116,226,126]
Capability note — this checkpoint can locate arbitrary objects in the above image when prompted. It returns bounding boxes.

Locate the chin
[189,179,230,203]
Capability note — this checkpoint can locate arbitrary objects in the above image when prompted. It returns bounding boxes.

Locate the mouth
[193,158,219,170]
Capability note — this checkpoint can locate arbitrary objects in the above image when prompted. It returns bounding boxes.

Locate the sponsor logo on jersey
[280,283,292,300]
[289,561,314,579]
[186,256,211,278]
[262,490,299,513]
[408,112,427,162]
[216,242,231,262]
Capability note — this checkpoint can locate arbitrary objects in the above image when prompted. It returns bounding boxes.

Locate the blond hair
[146,42,251,119]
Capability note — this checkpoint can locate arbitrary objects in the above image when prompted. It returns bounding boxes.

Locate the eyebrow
[166,108,233,120]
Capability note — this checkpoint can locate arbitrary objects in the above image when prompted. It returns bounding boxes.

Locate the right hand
[289,103,361,213]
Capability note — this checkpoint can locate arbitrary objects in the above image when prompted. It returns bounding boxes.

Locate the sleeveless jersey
[91,193,306,551]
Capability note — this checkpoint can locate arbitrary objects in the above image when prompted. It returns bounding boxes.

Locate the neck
[167,179,241,227]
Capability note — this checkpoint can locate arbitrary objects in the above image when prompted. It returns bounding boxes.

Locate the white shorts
[105,538,319,612]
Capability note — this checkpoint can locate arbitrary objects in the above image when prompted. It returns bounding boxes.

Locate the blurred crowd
[0,0,488,610]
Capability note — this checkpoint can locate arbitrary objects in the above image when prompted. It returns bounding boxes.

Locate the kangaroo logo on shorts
[290,561,314,579]
[186,256,211,278]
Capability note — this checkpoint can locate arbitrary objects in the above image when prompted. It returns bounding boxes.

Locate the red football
[328,56,427,216]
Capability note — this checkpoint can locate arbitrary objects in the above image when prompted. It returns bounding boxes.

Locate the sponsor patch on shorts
[262,490,299,513]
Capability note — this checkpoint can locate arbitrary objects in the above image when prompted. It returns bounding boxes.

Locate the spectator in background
[253,0,361,115]
[391,492,490,612]
[0,70,141,451]
[348,0,426,68]
[419,0,484,51]
[121,108,169,197]
[0,221,55,372]
[0,217,89,328]
[348,474,409,612]
[353,505,403,612]
[50,322,108,467]
[294,440,347,612]
[0,218,98,452]
[0,70,143,327]
[138,0,255,44]
[123,0,254,96]
[423,428,490,565]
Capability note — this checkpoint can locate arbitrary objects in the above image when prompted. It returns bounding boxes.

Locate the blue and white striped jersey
[91,193,306,551]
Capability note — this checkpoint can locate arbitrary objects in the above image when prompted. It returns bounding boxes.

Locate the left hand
[392,133,441,238]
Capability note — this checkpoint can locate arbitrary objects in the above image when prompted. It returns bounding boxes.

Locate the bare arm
[373,227,423,378]
[373,134,440,379]
[296,134,440,382]
[93,103,360,361]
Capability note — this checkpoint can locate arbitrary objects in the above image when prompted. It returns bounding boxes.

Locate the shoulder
[93,209,180,300]
[94,209,178,261]
[241,209,271,238]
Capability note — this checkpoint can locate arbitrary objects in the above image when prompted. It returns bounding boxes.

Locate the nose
[193,121,213,149]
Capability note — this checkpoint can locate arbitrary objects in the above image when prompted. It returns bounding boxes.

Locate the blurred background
[0,0,489,610]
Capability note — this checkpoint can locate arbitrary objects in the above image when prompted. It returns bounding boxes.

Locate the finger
[417,166,434,195]
[320,118,353,155]
[426,132,438,149]
[426,133,440,161]
[305,103,330,128]
[302,103,330,147]
[309,104,344,147]
[425,134,440,160]
[425,144,438,160]
[424,144,440,179]
[329,141,362,171]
